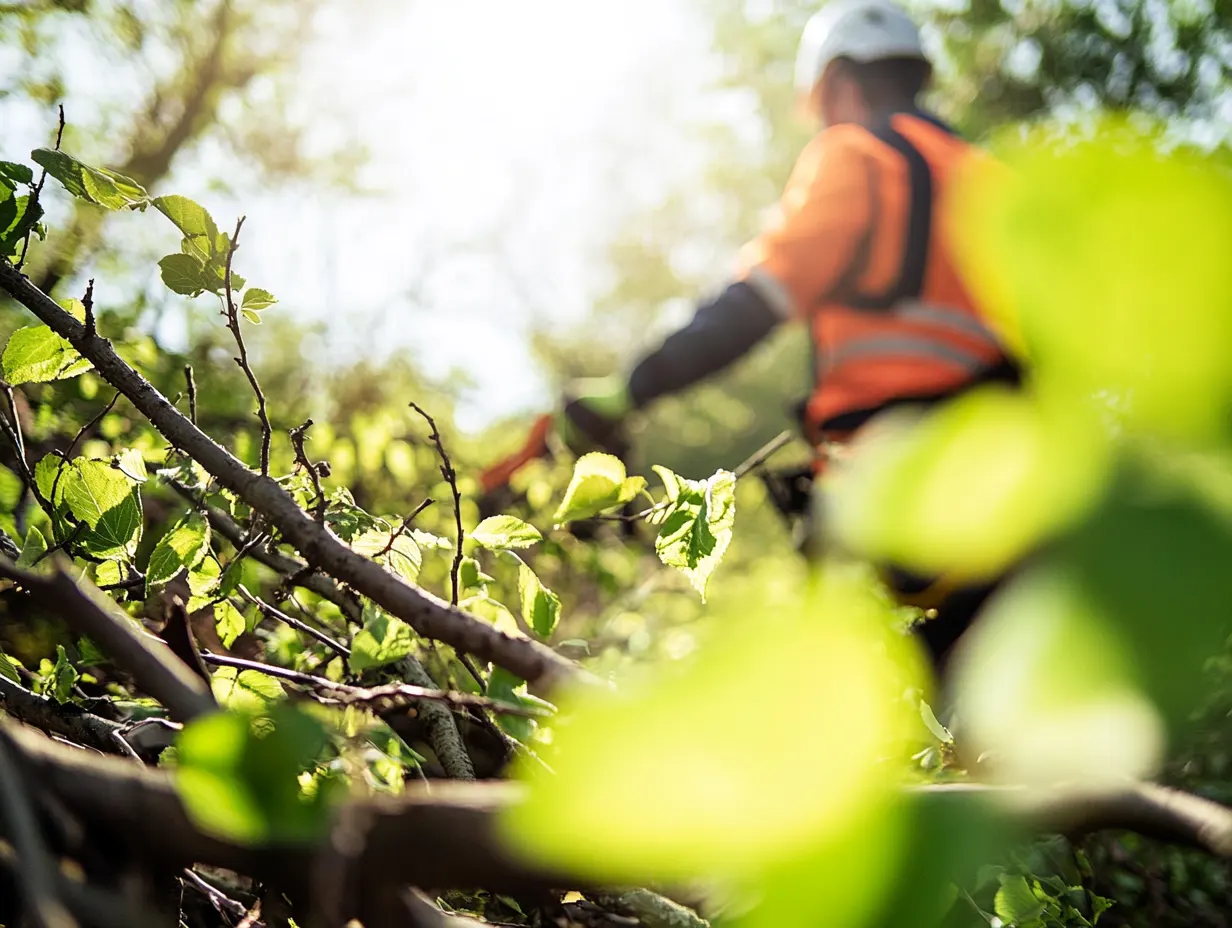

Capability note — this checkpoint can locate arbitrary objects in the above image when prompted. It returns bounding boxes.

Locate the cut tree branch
[10,717,1232,928]
[0,261,579,691]
[0,554,216,722]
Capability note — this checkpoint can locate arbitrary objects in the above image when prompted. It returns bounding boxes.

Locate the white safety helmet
[794,0,926,99]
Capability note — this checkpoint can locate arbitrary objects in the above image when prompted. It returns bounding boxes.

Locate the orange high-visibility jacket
[738,110,1012,442]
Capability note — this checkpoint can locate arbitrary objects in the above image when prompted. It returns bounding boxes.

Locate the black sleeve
[626,280,782,409]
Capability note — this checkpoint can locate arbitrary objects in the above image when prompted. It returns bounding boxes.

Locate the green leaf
[153,195,219,245]
[32,149,148,209]
[241,309,262,325]
[351,528,422,583]
[60,459,142,560]
[211,666,285,713]
[38,645,78,704]
[0,161,33,187]
[241,288,277,311]
[0,193,44,258]
[653,465,685,502]
[77,635,107,667]
[2,324,92,384]
[487,667,536,743]
[159,253,208,296]
[16,526,47,569]
[385,533,422,583]
[471,515,542,550]
[0,649,22,684]
[146,513,211,592]
[174,705,332,845]
[188,556,222,599]
[216,602,245,648]
[553,453,647,524]
[995,875,1046,924]
[654,470,736,601]
[459,556,493,594]
[349,607,414,673]
[518,562,561,640]
[0,465,19,516]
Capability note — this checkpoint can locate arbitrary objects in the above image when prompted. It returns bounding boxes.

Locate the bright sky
[229,0,722,430]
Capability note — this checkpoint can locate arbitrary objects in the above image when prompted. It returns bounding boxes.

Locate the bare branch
[410,402,464,608]
[184,364,197,426]
[379,498,434,559]
[81,278,96,339]
[287,418,326,521]
[0,263,580,690]
[221,216,272,475]
[198,652,544,718]
[238,585,350,661]
[0,554,216,722]
[16,104,65,272]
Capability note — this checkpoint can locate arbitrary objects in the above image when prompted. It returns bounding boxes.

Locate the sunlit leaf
[950,563,1165,787]
[159,253,208,296]
[2,324,92,384]
[500,572,924,885]
[145,512,211,592]
[553,453,646,524]
[32,148,147,209]
[60,459,142,560]
[487,667,536,743]
[153,195,219,245]
[349,607,414,673]
[654,469,736,600]
[518,562,561,640]
[472,515,542,550]
[995,875,1046,924]
[950,120,1232,442]
[241,288,277,310]
[211,666,286,713]
[16,526,47,569]
[216,602,245,648]
[829,387,1111,583]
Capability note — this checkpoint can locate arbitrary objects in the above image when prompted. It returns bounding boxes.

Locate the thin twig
[410,402,463,607]
[199,652,547,718]
[16,104,65,272]
[184,365,197,425]
[288,418,326,521]
[378,498,434,559]
[181,868,250,922]
[49,392,120,512]
[221,216,271,475]
[732,429,795,479]
[1,383,56,517]
[238,585,350,660]
[81,278,95,339]
[596,429,798,524]
[0,726,77,928]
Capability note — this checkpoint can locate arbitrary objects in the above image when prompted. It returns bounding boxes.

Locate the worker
[557,0,1022,674]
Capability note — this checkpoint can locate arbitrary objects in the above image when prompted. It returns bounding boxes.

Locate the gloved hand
[560,376,633,458]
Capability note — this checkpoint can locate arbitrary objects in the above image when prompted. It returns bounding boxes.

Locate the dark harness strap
[845,113,949,309]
